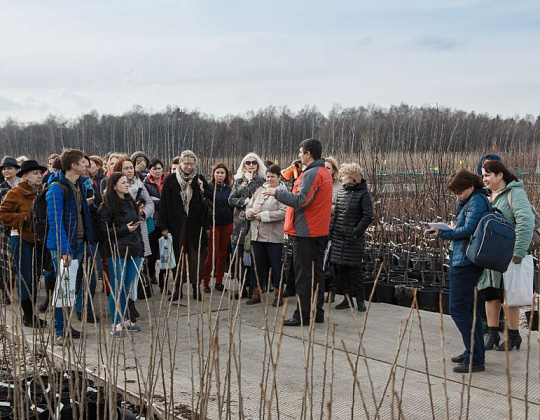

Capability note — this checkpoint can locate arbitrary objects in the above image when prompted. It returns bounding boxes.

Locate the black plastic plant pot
[86,389,123,420]
[376,282,397,305]
[441,289,450,315]
[395,285,423,308]
[417,287,443,312]
[0,405,13,419]
[525,311,539,331]
[364,281,377,303]
[0,385,12,404]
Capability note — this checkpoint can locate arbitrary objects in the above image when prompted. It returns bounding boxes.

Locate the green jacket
[477,180,535,291]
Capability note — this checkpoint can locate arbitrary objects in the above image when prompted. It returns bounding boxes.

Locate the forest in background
[0,103,539,173]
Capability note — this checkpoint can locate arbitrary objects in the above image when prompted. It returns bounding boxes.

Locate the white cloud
[0,0,539,122]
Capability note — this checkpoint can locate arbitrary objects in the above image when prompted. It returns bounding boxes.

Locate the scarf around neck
[176,170,196,216]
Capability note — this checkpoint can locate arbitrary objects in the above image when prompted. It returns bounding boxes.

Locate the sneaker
[215,284,224,292]
[110,325,124,337]
[124,321,141,332]
[203,285,211,293]
[55,335,65,346]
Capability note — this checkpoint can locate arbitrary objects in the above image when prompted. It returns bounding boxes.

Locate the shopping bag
[53,258,79,308]
[323,241,332,271]
[159,234,176,269]
[503,255,534,307]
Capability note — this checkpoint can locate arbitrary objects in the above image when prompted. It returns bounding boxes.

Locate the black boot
[38,273,55,312]
[192,284,202,301]
[484,326,500,350]
[127,299,138,322]
[335,296,353,310]
[169,287,183,301]
[357,299,367,312]
[21,299,47,328]
[496,329,522,351]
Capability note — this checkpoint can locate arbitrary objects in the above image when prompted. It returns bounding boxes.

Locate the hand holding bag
[503,254,534,307]
[53,258,79,308]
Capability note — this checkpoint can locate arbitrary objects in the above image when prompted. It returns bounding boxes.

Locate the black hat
[0,156,20,169]
[16,160,47,178]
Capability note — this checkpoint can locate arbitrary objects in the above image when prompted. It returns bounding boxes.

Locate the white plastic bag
[323,241,332,270]
[159,234,176,269]
[53,259,79,308]
[503,254,534,307]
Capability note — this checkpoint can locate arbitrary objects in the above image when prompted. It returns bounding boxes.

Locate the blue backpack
[466,196,515,273]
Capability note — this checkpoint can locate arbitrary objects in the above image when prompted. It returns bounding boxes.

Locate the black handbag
[137,271,153,300]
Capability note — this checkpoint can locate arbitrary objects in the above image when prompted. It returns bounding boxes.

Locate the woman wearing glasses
[228,153,267,298]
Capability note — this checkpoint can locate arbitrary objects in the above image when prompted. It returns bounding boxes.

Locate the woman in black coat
[329,163,373,311]
[160,150,209,301]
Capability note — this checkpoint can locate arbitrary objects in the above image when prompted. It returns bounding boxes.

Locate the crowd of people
[0,139,374,342]
[0,143,536,375]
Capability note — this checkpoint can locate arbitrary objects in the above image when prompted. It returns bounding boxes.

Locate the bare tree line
[1,104,539,171]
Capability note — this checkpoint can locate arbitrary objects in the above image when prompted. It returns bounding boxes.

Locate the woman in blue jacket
[430,169,490,373]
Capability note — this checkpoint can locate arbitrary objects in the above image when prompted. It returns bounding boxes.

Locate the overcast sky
[1,0,539,123]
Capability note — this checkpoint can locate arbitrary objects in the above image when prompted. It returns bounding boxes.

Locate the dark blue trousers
[449,265,485,366]
[251,241,283,289]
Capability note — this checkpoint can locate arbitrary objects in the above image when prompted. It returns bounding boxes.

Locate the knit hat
[130,151,150,166]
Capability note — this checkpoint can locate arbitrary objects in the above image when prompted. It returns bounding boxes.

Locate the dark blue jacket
[46,171,94,254]
[205,183,233,226]
[438,189,489,267]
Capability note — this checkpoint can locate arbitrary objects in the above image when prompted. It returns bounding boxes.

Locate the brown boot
[246,287,261,305]
[272,288,283,307]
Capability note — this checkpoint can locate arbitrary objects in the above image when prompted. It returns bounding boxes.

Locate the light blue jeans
[107,257,141,326]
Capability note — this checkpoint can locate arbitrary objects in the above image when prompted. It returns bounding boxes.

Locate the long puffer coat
[329,180,373,266]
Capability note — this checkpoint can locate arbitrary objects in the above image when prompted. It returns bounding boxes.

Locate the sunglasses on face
[245,160,258,166]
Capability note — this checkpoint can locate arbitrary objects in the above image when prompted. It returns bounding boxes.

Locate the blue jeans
[251,241,284,289]
[449,265,485,366]
[107,257,140,325]
[51,243,90,335]
[10,236,42,302]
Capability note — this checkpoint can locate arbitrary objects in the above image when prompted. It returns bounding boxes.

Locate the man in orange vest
[264,138,332,326]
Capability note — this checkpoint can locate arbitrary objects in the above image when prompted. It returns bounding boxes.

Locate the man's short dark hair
[299,138,322,160]
[60,148,85,172]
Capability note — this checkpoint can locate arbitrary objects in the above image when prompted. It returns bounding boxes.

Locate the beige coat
[246,183,286,244]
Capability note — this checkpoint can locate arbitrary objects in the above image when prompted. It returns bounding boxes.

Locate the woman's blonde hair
[234,153,267,180]
[325,156,339,180]
[339,163,364,183]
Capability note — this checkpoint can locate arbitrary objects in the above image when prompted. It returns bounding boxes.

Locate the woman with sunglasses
[228,153,267,298]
